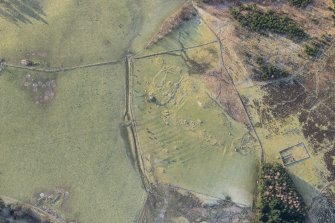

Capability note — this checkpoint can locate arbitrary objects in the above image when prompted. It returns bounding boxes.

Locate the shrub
[304,35,331,58]
[255,57,290,81]
[230,5,308,41]
[304,43,320,57]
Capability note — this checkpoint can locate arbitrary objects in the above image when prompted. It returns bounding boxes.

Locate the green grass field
[0,65,147,222]
[0,0,188,222]
[131,17,261,206]
[0,0,183,67]
[133,54,260,206]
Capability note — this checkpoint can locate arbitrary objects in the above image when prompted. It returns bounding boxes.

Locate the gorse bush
[230,5,308,41]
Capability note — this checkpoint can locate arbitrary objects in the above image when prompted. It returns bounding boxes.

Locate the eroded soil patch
[300,104,335,154]
[142,185,254,223]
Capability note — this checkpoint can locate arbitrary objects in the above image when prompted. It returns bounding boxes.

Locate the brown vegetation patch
[261,80,308,119]
[296,71,335,155]
[300,42,335,95]
[203,69,249,125]
[196,0,335,185]
[324,149,335,181]
[23,74,57,105]
[181,51,211,75]
[198,0,335,87]
[325,95,335,112]
[250,79,335,145]
[197,0,335,159]
[146,3,196,48]
[299,104,335,153]
[325,54,335,72]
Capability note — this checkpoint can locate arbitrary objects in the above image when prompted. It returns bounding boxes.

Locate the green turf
[130,17,261,206]
[0,1,188,221]
[135,15,218,57]
[0,0,184,67]
[0,64,146,222]
[0,0,267,220]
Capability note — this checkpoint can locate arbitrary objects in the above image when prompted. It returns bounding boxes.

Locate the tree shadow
[289,173,320,206]
[0,0,47,25]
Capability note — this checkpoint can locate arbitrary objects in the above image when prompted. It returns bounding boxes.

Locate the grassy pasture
[130,0,187,54]
[133,51,260,207]
[132,27,261,206]
[136,15,217,58]
[0,0,184,68]
[0,0,189,221]
[0,64,146,223]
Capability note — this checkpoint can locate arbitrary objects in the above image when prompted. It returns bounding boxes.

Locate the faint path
[134,40,218,60]
[1,41,218,74]
[2,59,123,73]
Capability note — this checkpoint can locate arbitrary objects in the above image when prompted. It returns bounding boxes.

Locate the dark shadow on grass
[287,172,335,222]
[288,173,320,206]
[0,0,47,25]
[307,182,335,223]
[286,174,321,222]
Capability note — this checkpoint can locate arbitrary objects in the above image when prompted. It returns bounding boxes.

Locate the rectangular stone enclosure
[280,143,310,167]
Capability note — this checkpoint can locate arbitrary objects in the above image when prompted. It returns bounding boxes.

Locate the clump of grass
[230,5,308,41]
[257,163,306,223]
[255,57,290,81]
